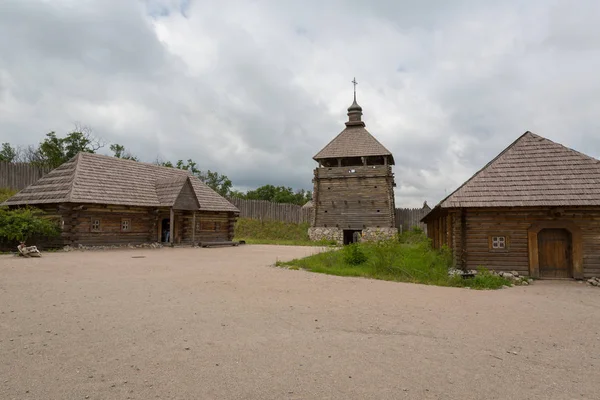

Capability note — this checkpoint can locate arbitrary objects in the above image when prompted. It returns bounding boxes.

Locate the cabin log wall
[5,204,237,249]
[426,207,600,278]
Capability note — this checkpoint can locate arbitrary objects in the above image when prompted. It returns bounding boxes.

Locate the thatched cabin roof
[427,131,600,214]
[2,153,239,212]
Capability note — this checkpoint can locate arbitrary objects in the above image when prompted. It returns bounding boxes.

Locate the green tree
[34,126,104,168]
[199,169,233,198]
[0,143,18,162]
[110,144,139,161]
[159,158,234,198]
[244,185,311,205]
[0,207,60,242]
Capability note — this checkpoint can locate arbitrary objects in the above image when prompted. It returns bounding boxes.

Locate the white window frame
[491,236,506,249]
[121,218,131,232]
[91,218,101,232]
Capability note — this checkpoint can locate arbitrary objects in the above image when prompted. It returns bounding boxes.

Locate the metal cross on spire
[351,77,358,101]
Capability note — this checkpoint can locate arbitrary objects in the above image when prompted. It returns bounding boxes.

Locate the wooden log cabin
[2,153,239,247]
[422,131,600,279]
[308,86,397,244]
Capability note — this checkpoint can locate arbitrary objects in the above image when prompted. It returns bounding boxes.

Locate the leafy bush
[0,188,17,203]
[450,267,512,290]
[0,207,60,242]
[343,243,368,265]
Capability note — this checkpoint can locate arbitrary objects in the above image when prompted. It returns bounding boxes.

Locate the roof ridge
[528,131,600,165]
[81,152,193,174]
[66,153,82,203]
[435,131,533,208]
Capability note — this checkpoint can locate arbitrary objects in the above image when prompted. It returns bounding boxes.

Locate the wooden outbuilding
[2,153,239,247]
[423,131,600,279]
[309,86,396,244]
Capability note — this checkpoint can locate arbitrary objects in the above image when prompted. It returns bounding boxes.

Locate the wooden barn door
[538,229,571,278]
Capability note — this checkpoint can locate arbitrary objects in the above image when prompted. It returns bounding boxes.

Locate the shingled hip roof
[313,125,395,164]
[428,131,600,211]
[2,153,239,213]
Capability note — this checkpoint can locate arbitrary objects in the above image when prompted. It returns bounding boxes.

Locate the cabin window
[91,218,101,232]
[121,218,131,232]
[490,235,508,250]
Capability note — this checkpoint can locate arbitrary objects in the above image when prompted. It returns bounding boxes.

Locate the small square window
[91,219,101,232]
[121,218,131,232]
[491,236,506,249]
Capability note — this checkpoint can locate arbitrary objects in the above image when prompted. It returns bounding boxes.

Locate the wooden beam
[528,230,539,278]
[192,211,196,244]
[460,208,467,271]
[169,208,174,246]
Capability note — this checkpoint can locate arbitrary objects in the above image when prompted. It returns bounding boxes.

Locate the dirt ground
[1,245,599,400]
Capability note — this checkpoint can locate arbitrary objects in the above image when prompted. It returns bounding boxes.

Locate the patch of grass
[237,238,336,246]
[278,229,512,290]
[234,218,337,246]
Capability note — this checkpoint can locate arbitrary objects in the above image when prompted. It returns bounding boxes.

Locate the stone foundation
[308,227,398,244]
[308,227,343,244]
[361,227,398,242]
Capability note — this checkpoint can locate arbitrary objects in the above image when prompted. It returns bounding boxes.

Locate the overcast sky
[2,0,600,207]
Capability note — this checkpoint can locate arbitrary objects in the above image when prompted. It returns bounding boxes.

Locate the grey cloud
[2,0,600,207]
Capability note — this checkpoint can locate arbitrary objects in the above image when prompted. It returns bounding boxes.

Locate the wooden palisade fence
[395,206,431,234]
[228,197,430,233]
[0,162,50,191]
[228,198,312,224]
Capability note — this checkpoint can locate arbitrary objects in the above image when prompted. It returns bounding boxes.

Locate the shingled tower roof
[435,131,600,208]
[313,88,394,164]
[2,153,239,212]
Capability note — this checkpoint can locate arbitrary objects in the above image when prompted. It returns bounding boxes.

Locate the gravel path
[1,245,599,400]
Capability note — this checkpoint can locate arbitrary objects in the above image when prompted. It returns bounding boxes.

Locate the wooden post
[192,211,196,245]
[460,208,467,271]
[337,158,342,167]
[169,207,174,246]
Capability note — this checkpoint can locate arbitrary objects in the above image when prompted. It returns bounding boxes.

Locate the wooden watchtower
[308,81,396,244]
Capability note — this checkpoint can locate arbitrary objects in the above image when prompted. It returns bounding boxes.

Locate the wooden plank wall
[313,166,395,229]
[229,197,429,233]
[0,162,50,190]
[228,198,312,224]
[395,208,430,234]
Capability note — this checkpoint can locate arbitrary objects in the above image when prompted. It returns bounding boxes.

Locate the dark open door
[538,229,571,278]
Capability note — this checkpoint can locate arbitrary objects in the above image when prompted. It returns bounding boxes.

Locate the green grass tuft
[278,229,512,290]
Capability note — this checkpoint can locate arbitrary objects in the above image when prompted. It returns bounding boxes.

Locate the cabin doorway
[161,218,171,243]
[343,230,362,245]
[538,228,572,278]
